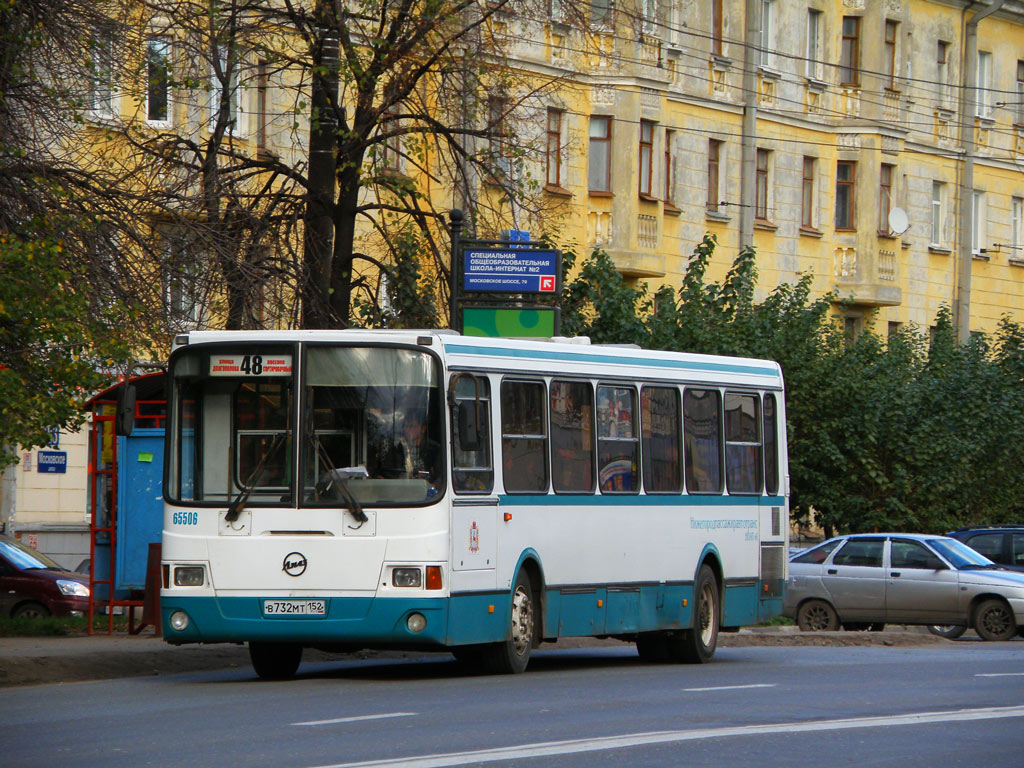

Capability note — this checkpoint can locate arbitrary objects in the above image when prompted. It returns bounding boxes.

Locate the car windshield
[0,538,64,571]
[927,538,996,569]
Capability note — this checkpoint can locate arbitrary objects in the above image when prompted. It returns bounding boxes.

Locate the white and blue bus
[161,330,788,677]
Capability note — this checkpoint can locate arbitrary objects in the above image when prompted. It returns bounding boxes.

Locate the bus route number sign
[209,354,293,377]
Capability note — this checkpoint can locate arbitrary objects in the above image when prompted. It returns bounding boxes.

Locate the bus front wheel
[474,570,535,674]
[249,641,303,680]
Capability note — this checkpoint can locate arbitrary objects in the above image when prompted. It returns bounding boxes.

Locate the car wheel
[12,602,51,620]
[974,599,1017,641]
[476,569,535,674]
[927,625,967,640]
[796,599,839,631]
[248,641,303,680]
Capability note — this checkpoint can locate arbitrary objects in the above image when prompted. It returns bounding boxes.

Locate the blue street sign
[37,450,67,474]
[463,248,558,293]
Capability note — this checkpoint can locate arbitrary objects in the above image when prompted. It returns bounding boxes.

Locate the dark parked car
[947,526,1024,572]
[783,533,1024,641]
[0,534,89,619]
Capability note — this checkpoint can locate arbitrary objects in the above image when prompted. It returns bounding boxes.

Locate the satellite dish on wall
[888,207,910,235]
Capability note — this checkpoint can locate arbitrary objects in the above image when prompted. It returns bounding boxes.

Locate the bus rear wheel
[667,564,720,664]
[475,570,535,674]
[249,641,303,680]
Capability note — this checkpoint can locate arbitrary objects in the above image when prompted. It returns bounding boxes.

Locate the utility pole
[956,0,1005,343]
[738,0,761,249]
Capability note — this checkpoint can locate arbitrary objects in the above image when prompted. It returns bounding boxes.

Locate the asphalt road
[3,640,1023,768]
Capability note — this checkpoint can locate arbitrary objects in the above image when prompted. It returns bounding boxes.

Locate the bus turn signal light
[426,566,442,590]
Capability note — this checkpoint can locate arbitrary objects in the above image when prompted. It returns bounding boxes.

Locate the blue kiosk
[83,373,166,634]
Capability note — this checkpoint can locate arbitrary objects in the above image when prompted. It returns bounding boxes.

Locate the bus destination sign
[463,249,558,293]
[209,354,293,377]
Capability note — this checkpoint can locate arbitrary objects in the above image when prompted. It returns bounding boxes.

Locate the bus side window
[684,389,723,494]
[641,386,682,494]
[550,380,595,493]
[724,392,762,495]
[763,393,779,496]
[597,385,639,494]
[500,380,548,493]
[451,374,494,494]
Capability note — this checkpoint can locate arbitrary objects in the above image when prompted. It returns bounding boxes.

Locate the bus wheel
[478,570,534,674]
[667,564,720,664]
[249,641,303,680]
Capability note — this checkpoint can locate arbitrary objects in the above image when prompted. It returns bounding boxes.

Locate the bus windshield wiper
[313,438,368,524]
[225,432,286,523]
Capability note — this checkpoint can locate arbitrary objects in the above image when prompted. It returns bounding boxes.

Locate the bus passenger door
[448,373,498,583]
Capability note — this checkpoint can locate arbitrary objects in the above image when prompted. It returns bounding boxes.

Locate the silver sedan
[783,533,1024,641]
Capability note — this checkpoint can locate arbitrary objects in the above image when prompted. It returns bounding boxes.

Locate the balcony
[831,245,902,306]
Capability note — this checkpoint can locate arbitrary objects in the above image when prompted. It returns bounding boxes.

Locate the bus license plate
[263,600,326,616]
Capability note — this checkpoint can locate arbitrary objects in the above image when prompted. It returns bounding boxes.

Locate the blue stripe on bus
[497,494,786,507]
[162,583,777,647]
[442,343,780,379]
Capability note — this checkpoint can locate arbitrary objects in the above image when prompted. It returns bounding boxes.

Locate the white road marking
[683,683,776,692]
[309,705,1024,768]
[294,712,417,727]
[975,672,1024,678]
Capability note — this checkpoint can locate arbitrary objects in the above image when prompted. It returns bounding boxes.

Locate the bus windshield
[166,343,443,508]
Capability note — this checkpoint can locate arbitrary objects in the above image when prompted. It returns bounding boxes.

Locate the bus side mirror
[116,384,136,437]
[457,401,482,451]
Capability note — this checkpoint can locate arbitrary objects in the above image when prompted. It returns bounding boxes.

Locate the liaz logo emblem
[469,521,480,553]
[283,552,307,577]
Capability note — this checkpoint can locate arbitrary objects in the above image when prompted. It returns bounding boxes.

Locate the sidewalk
[0,626,945,688]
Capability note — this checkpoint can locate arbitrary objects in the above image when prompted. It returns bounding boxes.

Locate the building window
[931,181,944,246]
[638,120,654,197]
[1012,197,1023,256]
[972,190,987,256]
[937,41,951,106]
[591,0,612,26]
[755,148,770,221]
[545,108,562,188]
[89,32,115,119]
[806,9,823,80]
[712,0,723,56]
[840,16,860,86]
[146,37,171,124]
[707,139,722,211]
[588,116,612,193]
[801,156,816,229]
[878,164,894,234]
[380,113,402,171]
[835,161,856,230]
[256,60,270,152]
[641,0,657,36]
[664,129,675,203]
[488,97,510,179]
[977,51,992,118]
[760,1,775,69]
[884,20,898,90]
[210,44,240,133]
[1016,61,1024,125]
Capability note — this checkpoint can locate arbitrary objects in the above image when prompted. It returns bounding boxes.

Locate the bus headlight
[169,611,190,632]
[392,568,422,588]
[173,566,205,587]
[406,613,427,633]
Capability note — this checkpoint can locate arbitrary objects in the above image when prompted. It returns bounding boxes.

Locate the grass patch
[0,614,131,637]
[759,615,795,626]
